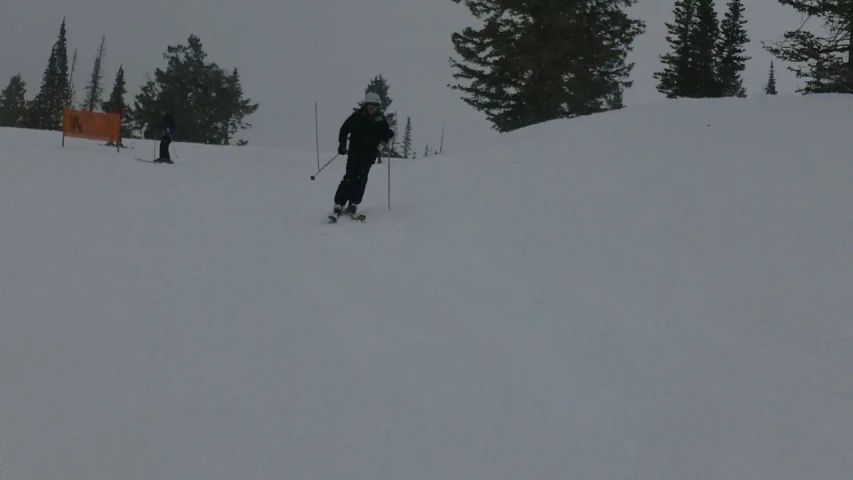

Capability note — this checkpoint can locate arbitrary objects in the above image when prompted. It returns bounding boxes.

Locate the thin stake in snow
[387,138,391,210]
[315,101,320,171]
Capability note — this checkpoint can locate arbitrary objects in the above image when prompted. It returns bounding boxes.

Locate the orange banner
[63,108,121,143]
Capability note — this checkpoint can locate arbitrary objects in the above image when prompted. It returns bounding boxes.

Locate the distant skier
[332,92,393,216]
[154,113,176,164]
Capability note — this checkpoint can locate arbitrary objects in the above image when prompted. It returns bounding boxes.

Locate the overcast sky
[0,0,805,153]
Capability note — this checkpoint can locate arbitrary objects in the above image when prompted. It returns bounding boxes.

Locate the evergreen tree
[764,1,853,93]
[102,65,127,114]
[27,18,70,130]
[222,68,259,144]
[656,0,748,98]
[449,0,646,132]
[0,74,28,127]
[424,143,430,157]
[134,75,161,139]
[402,116,413,158]
[765,61,778,94]
[717,0,749,97]
[691,0,722,97]
[84,36,106,112]
[55,19,70,109]
[131,35,259,144]
[655,0,699,98]
[102,65,132,139]
[68,47,78,108]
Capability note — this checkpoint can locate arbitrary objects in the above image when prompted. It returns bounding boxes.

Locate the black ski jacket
[338,108,393,158]
[162,113,176,137]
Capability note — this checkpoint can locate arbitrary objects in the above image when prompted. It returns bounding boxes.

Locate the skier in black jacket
[154,113,176,164]
[332,92,394,215]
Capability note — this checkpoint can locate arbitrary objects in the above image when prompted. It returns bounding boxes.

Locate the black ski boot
[346,202,365,221]
[328,204,344,223]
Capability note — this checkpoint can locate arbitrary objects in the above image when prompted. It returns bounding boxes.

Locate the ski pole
[310,154,339,180]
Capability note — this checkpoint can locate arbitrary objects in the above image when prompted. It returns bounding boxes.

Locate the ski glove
[384,129,394,141]
[338,144,347,155]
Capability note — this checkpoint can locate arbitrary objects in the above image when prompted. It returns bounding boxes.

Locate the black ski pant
[159,133,172,161]
[334,154,373,206]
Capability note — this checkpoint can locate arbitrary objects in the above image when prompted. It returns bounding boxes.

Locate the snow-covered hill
[1,95,851,480]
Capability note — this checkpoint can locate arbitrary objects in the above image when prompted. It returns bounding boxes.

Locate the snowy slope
[1,95,851,480]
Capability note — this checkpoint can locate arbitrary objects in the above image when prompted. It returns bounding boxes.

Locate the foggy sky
[0,0,805,153]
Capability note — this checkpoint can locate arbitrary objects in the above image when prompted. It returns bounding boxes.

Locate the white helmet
[364,92,381,105]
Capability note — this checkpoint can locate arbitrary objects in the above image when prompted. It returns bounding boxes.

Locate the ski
[327,212,365,223]
[135,157,174,164]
